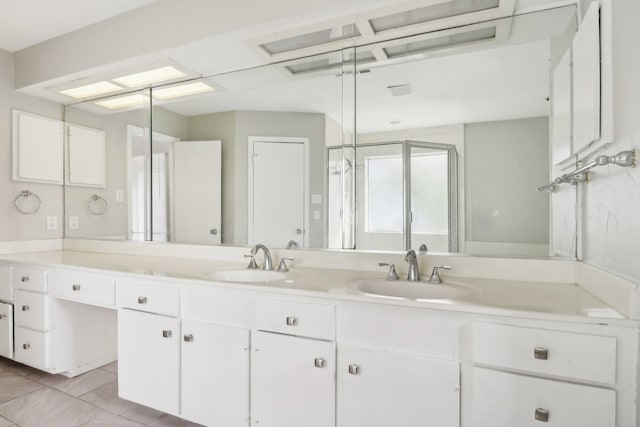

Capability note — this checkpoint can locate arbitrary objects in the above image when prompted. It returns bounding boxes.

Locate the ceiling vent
[387,84,414,97]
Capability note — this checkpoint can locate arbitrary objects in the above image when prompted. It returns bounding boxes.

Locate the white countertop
[0,250,629,324]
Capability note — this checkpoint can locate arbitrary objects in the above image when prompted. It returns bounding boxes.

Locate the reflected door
[174,140,222,244]
[249,138,307,248]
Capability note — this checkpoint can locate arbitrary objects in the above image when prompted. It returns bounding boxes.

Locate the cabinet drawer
[117,281,180,317]
[256,299,335,340]
[470,323,616,384]
[50,271,115,307]
[14,326,51,370]
[0,265,12,301]
[14,290,49,331]
[470,367,615,427]
[12,266,47,292]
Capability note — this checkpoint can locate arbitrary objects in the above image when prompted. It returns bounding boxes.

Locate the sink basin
[353,280,476,300]
[208,269,286,283]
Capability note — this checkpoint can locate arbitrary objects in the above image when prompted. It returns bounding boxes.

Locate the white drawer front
[14,290,49,331]
[13,266,47,293]
[470,367,615,427]
[14,326,51,370]
[0,265,12,301]
[117,281,180,317]
[0,302,13,358]
[51,271,115,307]
[470,323,616,384]
[256,299,335,340]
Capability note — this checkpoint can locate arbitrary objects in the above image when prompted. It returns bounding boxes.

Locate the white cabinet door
[117,309,180,415]
[0,302,13,358]
[181,320,250,427]
[251,331,335,427]
[337,346,460,427]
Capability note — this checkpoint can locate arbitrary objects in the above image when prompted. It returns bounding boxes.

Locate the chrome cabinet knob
[72,284,81,291]
[21,305,30,311]
[0,314,6,320]
[184,334,194,342]
[137,296,148,304]
[534,347,549,360]
[210,228,218,235]
[286,316,298,326]
[534,408,549,422]
[295,228,303,235]
[162,330,172,338]
[23,343,31,350]
[348,364,360,375]
[314,358,326,368]
[21,275,29,282]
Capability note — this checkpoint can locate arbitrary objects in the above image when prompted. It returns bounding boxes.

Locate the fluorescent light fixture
[113,66,187,88]
[95,94,147,110]
[261,24,361,55]
[153,82,215,100]
[59,81,122,99]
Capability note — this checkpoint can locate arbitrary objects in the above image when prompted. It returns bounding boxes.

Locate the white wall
[0,49,64,241]
[579,0,640,282]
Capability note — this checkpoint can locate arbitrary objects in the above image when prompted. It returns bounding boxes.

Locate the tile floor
[0,357,203,427]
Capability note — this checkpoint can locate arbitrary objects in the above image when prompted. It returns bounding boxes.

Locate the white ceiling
[0,0,159,52]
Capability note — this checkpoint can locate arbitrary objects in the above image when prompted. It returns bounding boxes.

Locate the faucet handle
[428,265,451,284]
[378,262,399,281]
[244,254,258,269]
[277,257,295,272]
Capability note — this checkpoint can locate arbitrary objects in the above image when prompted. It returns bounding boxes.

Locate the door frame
[247,136,310,247]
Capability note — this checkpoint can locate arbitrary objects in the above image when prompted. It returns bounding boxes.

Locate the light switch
[69,216,79,230]
[46,216,57,230]
[115,189,124,202]
[311,194,322,204]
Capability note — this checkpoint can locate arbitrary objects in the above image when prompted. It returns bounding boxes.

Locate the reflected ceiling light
[58,81,122,99]
[95,94,147,110]
[153,82,215,100]
[113,66,187,87]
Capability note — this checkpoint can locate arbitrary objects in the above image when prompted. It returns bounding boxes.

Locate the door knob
[210,228,218,235]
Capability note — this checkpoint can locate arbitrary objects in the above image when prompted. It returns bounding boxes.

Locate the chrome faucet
[404,249,420,281]
[428,265,451,284]
[251,243,273,271]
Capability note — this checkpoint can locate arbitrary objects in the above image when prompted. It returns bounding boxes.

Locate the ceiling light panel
[285,51,376,75]
[59,81,122,99]
[95,94,147,110]
[113,66,188,87]
[153,82,215,100]
[370,0,500,33]
[260,23,361,55]
[383,27,497,58]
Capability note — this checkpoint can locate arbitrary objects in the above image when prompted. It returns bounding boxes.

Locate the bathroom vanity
[0,246,636,427]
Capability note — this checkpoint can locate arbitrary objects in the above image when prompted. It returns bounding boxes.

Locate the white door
[181,320,250,427]
[117,309,180,415]
[337,346,460,427]
[249,138,307,247]
[251,331,335,427]
[0,302,13,359]
[174,140,222,244]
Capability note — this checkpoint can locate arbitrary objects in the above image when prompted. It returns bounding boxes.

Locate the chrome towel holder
[14,190,42,215]
[87,194,108,215]
[537,150,636,193]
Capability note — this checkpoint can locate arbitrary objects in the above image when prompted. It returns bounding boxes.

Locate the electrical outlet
[115,189,124,202]
[313,210,321,220]
[46,216,57,230]
[69,216,79,230]
[311,194,322,204]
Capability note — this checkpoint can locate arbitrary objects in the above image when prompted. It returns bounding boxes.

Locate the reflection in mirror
[352,6,578,257]
[64,90,151,241]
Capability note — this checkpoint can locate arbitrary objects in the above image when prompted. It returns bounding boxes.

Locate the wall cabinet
[117,309,180,415]
[251,331,336,427]
[337,345,459,427]
[181,320,250,427]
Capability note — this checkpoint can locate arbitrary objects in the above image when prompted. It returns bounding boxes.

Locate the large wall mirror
[63,5,579,258]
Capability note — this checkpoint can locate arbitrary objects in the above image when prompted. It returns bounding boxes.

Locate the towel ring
[87,194,108,215]
[14,190,42,215]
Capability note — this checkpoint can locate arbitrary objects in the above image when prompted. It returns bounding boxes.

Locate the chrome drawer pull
[162,330,172,338]
[23,343,31,350]
[348,364,360,375]
[534,347,549,360]
[534,408,549,422]
[72,284,81,291]
[286,316,298,326]
[21,275,29,282]
[314,358,326,368]
[21,305,30,311]
[184,334,194,342]
[137,296,148,304]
